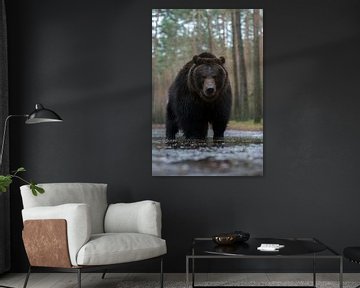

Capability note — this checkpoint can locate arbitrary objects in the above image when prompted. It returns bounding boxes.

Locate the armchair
[20,183,166,288]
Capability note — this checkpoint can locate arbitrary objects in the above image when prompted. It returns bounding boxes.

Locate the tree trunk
[206,11,213,53]
[221,13,226,51]
[152,9,161,122]
[236,9,249,120]
[196,10,202,52]
[191,9,197,54]
[231,10,240,120]
[244,9,253,119]
[253,9,262,124]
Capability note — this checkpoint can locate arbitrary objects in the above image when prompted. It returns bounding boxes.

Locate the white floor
[0,273,358,288]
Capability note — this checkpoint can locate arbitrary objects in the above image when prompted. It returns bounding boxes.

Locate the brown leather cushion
[23,219,72,268]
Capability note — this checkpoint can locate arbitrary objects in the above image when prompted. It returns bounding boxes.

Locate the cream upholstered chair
[20,183,166,288]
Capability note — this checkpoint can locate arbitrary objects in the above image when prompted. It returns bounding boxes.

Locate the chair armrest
[22,203,91,266]
[23,219,72,268]
[104,200,162,237]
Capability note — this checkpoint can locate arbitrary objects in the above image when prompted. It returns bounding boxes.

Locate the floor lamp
[0,103,62,288]
[0,103,63,167]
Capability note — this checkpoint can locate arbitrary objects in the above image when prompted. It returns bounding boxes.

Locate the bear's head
[187,53,228,102]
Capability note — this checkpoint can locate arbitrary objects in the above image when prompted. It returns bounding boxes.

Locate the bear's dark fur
[166,52,232,140]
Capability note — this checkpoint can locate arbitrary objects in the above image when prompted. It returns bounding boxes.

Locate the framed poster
[152,9,263,176]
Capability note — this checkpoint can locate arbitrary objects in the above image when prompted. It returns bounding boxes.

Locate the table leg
[192,257,195,288]
[186,257,189,288]
[339,256,343,288]
[192,246,195,288]
[313,254,316,287]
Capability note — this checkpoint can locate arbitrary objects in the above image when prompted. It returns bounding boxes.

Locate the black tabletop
[194,238,328,256]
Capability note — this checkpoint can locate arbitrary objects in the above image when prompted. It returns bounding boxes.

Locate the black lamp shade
[25,104,63,124]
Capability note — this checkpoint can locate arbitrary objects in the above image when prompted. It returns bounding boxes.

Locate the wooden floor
[0,273,358,288]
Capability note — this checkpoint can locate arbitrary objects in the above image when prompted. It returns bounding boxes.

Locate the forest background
[152,9,263,129]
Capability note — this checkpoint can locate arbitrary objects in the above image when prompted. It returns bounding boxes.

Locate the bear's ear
[219,56,225,64]
[193,55,200,64]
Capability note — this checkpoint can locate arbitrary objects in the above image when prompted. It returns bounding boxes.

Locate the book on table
[257,243,285,251]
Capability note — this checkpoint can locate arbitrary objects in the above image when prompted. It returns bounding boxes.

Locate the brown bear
[166,52,232,140]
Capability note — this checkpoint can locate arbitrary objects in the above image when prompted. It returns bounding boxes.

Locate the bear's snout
[206,88,214,94]
[203,78,216,97]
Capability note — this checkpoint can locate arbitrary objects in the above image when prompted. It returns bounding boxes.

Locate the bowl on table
[212,233,238,245]
[212,231,250,246]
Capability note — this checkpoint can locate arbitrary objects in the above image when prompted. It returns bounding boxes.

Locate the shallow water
[152,128,263,176]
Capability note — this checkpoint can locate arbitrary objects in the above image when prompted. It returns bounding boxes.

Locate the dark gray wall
[0,0,10,274]
[6,0,360,272]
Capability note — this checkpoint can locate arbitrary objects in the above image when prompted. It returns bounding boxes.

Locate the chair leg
[77,268,81,288]
[160,257,164,288]
[101,270,107,279]
[23,266,31,288]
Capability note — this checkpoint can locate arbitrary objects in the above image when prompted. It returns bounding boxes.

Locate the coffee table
[186,237,343,288]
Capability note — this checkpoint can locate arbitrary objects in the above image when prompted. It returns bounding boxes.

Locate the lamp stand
[0,114,27,169]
